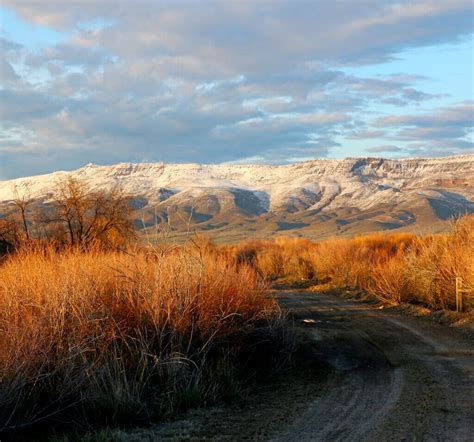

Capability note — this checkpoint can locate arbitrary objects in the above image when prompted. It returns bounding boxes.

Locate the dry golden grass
[0,243,282,434]
[1,215,472,435]
[369,216,474,309]
[232,215,474,311]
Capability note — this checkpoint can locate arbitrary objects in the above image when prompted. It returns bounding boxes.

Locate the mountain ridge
[1,155,473,241]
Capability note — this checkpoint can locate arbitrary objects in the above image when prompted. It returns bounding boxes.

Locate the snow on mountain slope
[1,155,473,237]
[1,155,472,204]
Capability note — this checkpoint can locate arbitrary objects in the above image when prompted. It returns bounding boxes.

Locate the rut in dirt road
[273,290,474,442]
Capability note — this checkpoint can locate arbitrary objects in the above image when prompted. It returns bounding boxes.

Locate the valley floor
[113,289,474,441]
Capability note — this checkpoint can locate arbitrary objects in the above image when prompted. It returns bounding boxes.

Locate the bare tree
[51,177,88,246]
[11,183,33,241]
[50,177,135,248]
[0,177,136,252]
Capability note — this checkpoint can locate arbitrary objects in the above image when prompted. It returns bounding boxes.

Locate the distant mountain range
[1,155,473,242]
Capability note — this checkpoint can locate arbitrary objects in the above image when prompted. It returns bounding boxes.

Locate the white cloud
[0,1,473,178]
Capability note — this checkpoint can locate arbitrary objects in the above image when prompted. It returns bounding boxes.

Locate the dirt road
[273,290,474,441]
[121,290,474,441]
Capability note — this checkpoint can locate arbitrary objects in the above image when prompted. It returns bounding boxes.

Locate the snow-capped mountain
[1,155,473,240]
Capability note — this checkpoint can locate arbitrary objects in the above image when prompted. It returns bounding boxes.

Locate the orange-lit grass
[369,216,474,308]
[230,215,474,310]
[0,244,279,432]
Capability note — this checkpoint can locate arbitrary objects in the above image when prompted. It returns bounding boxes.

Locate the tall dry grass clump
[312,232,415,289]
[0,244,283,434]
[369,216,474,308]
[232,238,316,281]
[233,233,414,287]
[233,215,473,310]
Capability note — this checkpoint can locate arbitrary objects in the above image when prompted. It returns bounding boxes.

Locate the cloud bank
[0,0,473,178]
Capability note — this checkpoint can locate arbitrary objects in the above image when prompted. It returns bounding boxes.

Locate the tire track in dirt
[273,290,474,441]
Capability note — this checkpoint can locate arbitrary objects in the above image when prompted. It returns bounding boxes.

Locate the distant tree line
[0,177,135,253]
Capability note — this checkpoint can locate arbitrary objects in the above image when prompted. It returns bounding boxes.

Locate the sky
[0,0,473,179]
